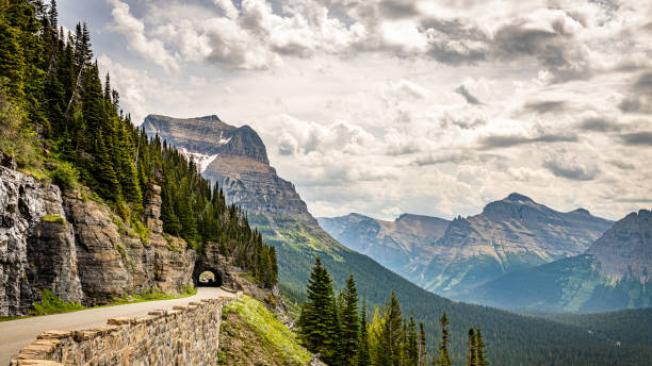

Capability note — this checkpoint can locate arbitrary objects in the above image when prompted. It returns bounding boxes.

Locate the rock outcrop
[1,164,82,316]
[63,186,195,306]
[1,160,196,316]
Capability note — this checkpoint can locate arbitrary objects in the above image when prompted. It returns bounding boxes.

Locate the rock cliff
[1,160,196,316]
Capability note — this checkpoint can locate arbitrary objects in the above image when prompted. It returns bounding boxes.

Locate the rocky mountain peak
[570,208,592,216]
[142,114,269,164]
[588,208,652,282]
[505,192,534,202]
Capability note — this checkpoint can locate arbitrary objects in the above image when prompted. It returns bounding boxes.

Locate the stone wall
[10,297,232,366]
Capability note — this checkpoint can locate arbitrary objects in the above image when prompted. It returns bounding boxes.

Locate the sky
[59,0,652,221]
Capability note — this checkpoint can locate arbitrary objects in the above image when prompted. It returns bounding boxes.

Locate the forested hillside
[0,0,276,287]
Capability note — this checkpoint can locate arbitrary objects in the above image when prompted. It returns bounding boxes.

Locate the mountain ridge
[469,209,652,312]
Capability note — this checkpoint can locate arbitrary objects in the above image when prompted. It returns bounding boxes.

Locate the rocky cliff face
[318,213,449,283]
[1,164,82,316]
[421,193,613,298]
[469,209,652,312]
[1,161,196,316]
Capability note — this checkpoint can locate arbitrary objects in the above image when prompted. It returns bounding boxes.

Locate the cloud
[455,85,482,105]
[619,131,652,146]
[578,117,622,132]
[107,0,178,71]
[619,71,652,113]
[523,100,567,114]
[544,157,600,181]
[492,9,591,81]
[479,133,577,149]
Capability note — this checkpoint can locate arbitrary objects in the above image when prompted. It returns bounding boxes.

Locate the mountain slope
[423,193,613,298]
[318,213,449,284]
[143,114,649,365]
[470,209,652,312]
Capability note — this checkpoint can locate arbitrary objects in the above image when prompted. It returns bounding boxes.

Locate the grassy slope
[219,295,311,366]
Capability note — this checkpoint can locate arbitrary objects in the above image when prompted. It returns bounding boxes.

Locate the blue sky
[58,0,652,220]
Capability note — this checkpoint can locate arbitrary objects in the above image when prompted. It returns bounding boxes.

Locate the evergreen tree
[418,323,427,366]
[299,257,340,365]
[377,291,403,366]
[340,275,360,366]
[405,316,418,366]
[358,297,371,366]
[474,329,488,366]
[433,314,452,366]
[466,329,477,366]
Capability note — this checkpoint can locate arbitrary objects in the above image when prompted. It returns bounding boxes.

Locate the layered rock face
[1,161,195,316]
[469,209,652,312]
[318,213,450,283]
[0,165,82,316]
[421,193,613,298]
[63,186,195,306]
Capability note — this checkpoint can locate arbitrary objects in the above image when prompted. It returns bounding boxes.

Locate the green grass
[32,289,84,316]
[224,295,311,365]
[40,214,65,224]
[111,286,197,305]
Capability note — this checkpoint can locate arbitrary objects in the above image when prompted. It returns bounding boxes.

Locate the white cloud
[107,0,179,71]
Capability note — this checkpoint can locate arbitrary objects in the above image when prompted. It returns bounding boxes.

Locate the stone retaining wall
[10,298,230,366]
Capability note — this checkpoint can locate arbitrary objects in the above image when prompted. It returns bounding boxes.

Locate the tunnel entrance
[193,268,223,287]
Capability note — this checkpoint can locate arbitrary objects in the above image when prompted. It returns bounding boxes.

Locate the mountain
[422,193,613,298]
[319,194,613,300]
[143,114,652,365]
[318,213,449,284]
[470,209,652,312]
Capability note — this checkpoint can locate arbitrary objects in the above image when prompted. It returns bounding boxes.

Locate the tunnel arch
[192,266,224,287]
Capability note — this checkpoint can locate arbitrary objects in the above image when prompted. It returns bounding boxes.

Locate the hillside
[144,114,650,365]
[469,209,652,312]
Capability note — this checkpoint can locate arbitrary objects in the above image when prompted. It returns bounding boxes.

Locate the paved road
[0,287,234,365]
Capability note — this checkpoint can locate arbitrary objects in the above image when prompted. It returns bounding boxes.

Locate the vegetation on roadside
[220,295,312,366]
[32,289,84,315]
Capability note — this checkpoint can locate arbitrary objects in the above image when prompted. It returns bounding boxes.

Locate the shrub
[50,162,79,191]
[32,289,84,315]
[41,214,65,224]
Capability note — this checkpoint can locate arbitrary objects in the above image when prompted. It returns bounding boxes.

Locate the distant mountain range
[321,193,613,299]
[142,114,651,364]
[469,209,652,312]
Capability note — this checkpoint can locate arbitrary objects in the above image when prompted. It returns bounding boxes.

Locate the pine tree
[474,329,488,366]
[299,257,340,365]
[405,316,418,366]
[341,275,360,366]
[377,291,403,366]
[358,297,371,366]
[418,323,427,366]
[466,329,477,366]
[433,314,452,366]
